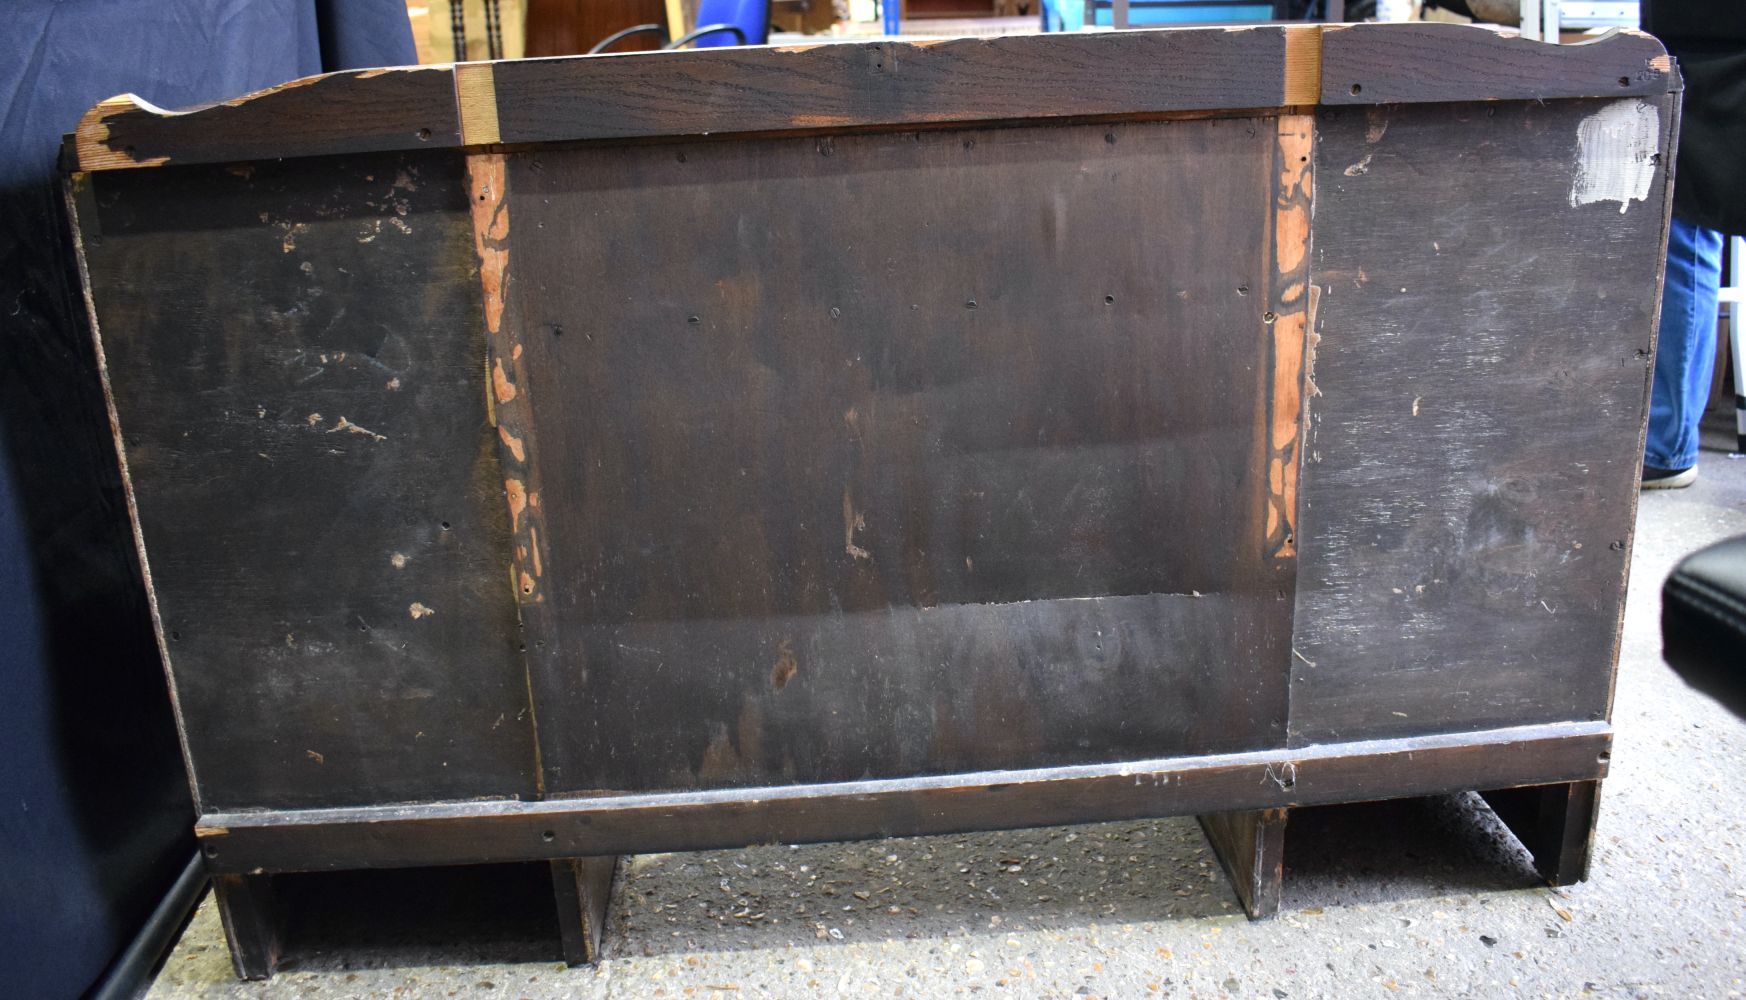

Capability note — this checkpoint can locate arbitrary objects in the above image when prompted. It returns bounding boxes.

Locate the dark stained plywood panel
[497,119,1299,792]
[1289,97,1674,746]
[73,153,540,811]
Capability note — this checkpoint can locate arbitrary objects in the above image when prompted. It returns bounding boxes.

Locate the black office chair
[1664,535,1746,719]
[589,0,770,54]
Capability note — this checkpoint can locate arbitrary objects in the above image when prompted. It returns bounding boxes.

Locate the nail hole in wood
[417,128,432,141]
[1263,311,1277,324]
[541,830,556,842]
[1349,83,1362,95]
[441,521,452,531]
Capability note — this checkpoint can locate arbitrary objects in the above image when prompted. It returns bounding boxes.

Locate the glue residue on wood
[1569,100,1658,214]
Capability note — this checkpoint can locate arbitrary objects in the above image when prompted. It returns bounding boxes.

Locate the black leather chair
[1664,535,1746,719]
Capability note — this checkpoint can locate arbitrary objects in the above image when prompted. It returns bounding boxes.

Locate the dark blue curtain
[0,4,414,997]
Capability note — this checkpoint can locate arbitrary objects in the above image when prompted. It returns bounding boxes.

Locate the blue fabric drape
[0,4,413,997]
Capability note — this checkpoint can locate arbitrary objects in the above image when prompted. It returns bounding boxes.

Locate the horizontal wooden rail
[196,721,1611,873]
[70,23,1671,173]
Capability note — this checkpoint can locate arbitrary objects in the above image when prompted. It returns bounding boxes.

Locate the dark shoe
[1642,464,1698,489]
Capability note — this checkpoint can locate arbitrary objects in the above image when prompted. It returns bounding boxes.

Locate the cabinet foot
[1480,780,1601,886]
[552,856,619,964]
[1197,807,1289,919]
[213,873,282,980]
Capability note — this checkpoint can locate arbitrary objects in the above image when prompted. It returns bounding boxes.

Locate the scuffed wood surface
[1288,97,1674,745]
[71,153,541,810]
[500,118,1297,793]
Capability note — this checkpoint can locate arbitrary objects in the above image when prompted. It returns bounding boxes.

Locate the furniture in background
[1087,0,1282,27]
[427,0,527,61]
[1520,1,1639,42]
[590,0,770,52]
[65,23,1678,979]
[526,0,667,56]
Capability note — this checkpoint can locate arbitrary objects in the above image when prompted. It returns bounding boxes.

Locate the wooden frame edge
[69,24,1672,174]
[196,721,1611,874]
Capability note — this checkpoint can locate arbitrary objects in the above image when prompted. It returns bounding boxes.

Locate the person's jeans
[1646,217,1724,471]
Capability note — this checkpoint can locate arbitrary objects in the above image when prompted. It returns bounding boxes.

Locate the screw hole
[687,315,700,325]
[1597,752,1612,765]
[441,521,452,531]
[203,844,218,858]
[1618,76,1631,87]
[1104,294,1115,305]
[1262,311,1277,324]
[1236,285,1250,296]
[1349,83,1362,96]
[170,629,182,641]
[541,830,556,843]
[965,299,978,310]
[417,128,432,141]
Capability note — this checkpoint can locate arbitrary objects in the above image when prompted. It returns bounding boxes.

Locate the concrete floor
[147,438,1746,1000]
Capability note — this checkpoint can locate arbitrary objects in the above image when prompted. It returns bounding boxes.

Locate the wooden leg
[1197,807,1288,919]
[551,856,619,965]
[212,873,282,981]
[1479,780,1601,886]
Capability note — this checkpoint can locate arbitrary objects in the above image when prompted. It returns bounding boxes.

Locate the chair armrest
[589,24,666,55]
[668,24,749,49]
[1663,533,1746,719]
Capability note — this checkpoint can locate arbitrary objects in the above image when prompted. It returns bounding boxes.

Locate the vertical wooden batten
[1267,114,1314,561]
[456,63,503,146]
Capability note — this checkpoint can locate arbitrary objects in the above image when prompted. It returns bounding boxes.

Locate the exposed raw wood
[456,63,502,146]
[73,66,459,171]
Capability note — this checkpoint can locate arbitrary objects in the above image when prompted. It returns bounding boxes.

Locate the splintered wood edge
[68,24,1672,173]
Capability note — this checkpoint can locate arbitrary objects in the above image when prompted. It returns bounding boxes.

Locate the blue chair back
[692,0,770,47]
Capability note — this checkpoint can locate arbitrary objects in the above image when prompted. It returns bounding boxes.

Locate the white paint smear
[1570,100,1659,214]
